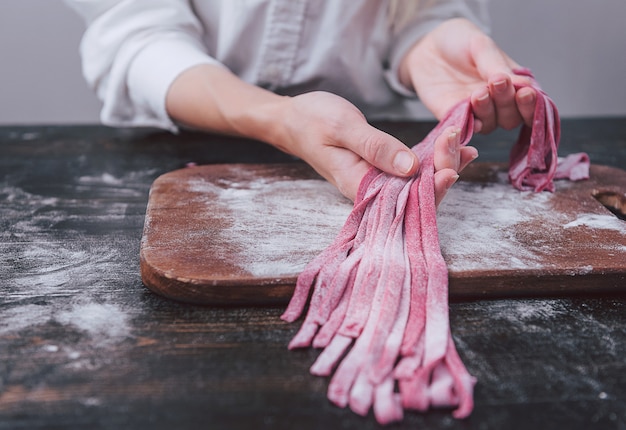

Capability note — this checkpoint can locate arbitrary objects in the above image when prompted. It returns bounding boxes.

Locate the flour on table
[1,177,143,347]
[79,172,124,186]
[57,303,131,345]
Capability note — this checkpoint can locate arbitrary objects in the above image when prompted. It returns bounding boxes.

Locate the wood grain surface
[140,162,626,305]
[2,121,625,430]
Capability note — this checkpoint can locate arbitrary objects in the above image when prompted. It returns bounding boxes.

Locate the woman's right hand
[277,91,477,204]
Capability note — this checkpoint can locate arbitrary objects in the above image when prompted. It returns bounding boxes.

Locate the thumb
[347,124,419,177]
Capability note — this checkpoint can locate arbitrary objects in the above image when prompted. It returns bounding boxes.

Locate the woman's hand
[277,91,477,203]
[399,18,537,134]
[167,65,476,205]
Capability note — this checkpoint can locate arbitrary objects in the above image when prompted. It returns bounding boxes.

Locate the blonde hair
[387,0,426,33]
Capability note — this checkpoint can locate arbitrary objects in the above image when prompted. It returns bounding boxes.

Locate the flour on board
[563,214,626,232]
[188,177,352,277]
[437,176,556,272]
[186,168,626,277]
[438,169,626,272]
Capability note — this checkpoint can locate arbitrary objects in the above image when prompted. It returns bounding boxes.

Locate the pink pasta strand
[281,70,589,424]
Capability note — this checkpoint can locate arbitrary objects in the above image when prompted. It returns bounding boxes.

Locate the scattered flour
[563,214,626,233]
[0,304,53,335]
[186,167,625,277]
[500,299,564,322]
[78,173,124,186]
[76,170,156,198]
[437,179,556,272]
[6,242,129,300]
[1,177,142,346]
[189,176,352,277]
[0,302,131,346]
[56,303,131,345]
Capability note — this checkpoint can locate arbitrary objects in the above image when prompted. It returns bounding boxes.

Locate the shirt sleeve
[384,0,491,97]
[64,0,222,132]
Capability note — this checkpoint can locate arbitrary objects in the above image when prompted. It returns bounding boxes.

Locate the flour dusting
[79,173,124,186]
[0,177,142,346]
[503,299,564,322]
[189,176,352,277]
[437,179,556,271]
[0,304,53,335]
[7,242,130,300]
[57,303,131,345]
[563,214,626,233]
[184,166,626,277]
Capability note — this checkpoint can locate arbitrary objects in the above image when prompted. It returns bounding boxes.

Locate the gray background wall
[1,0,625,125]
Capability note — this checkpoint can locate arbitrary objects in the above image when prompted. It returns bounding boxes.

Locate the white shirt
[65,0,489,132]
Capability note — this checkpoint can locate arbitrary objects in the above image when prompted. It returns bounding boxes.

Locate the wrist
[234,93,293,153]
[166,64,293,148]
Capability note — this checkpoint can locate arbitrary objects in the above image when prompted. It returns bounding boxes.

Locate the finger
[510,72,534,89]
[489,73,523,130]
[459,146,479,172]
[473,118,484,134]
[470,37,528,132]
[434,169,459,207]
[346,125,419,177]
[334,159,371,202]
[471,86,496,134]
[433,138,477,206]
[472,34,519,80]
[434,126,462,172]
[516,86,537,127]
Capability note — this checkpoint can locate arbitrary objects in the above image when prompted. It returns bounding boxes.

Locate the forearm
[163,63,473,205]
[165,64,291,151]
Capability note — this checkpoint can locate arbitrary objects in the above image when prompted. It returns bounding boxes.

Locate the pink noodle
[281,70,589,424]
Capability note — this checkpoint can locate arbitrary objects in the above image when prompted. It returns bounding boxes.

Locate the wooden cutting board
[140,162,626,305]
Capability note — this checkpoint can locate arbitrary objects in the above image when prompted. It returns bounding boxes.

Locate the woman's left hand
[399,18,537,134]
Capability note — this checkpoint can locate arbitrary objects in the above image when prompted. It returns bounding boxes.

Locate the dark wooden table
[1,119,625,430]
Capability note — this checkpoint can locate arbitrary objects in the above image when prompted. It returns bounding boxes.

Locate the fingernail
[493,79,507,93]
[475,88,489,105]
[473,119,483,133]
[393,151,415,175]
[519,90,535,105]
[446,174,460,190]
[448,129,460,153]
